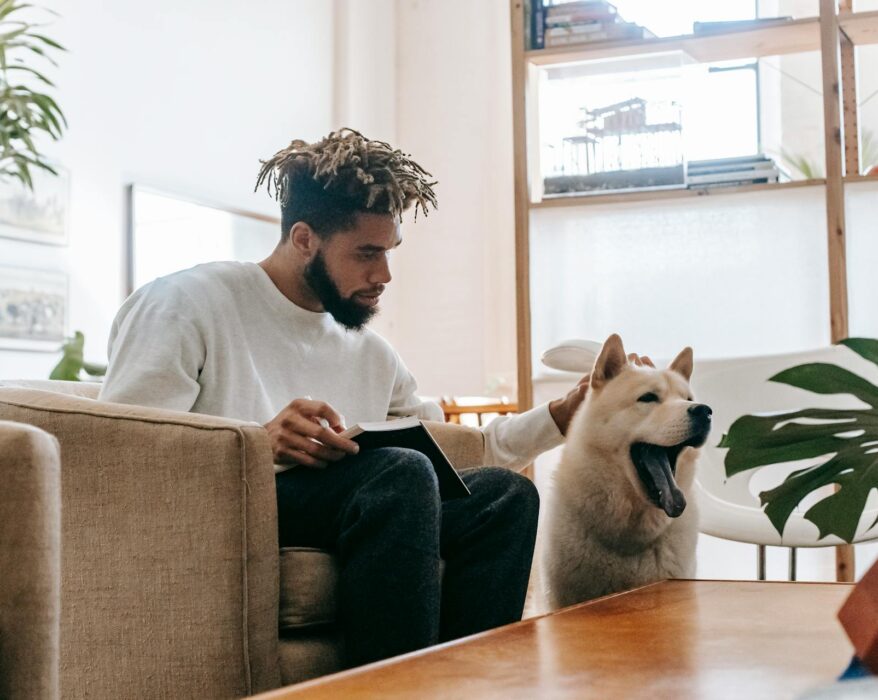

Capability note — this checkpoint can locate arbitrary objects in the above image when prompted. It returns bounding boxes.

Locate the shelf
[526,17,822,67]
[529,179,826,209]
[840,11,878,45]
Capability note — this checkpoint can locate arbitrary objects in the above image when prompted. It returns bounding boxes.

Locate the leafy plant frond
[720,338,878,543]
[0,1,65,190]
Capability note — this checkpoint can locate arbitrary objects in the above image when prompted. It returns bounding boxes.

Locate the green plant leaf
[770,362,878,406]
[840,338,878,368]
[721,342,878,543]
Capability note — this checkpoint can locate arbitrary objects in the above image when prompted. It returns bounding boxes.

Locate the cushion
[279,548,339,630]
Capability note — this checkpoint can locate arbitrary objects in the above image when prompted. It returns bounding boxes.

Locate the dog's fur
[542,334,712,610]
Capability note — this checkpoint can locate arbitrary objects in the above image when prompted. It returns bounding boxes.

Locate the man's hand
[548,353,656,435]
[548,373,589,436]
[264,398,360,468]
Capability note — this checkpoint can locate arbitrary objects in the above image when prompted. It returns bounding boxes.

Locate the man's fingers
[628,353,642,366]
[282,432,347,462]
[642,355,655,368]
[293,399,345,431]
[285,450,328,469]
[296,416,359,454]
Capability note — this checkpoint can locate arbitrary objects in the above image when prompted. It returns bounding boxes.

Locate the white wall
[387,0,518,399]
[1,0,335,378]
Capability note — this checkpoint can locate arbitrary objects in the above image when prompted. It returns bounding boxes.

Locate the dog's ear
[591,334,627,390]
[669,347,694,381]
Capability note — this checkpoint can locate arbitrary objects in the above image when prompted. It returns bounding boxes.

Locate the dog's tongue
[634,443,687,518]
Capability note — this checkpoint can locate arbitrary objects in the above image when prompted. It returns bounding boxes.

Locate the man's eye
[637,392,659,403]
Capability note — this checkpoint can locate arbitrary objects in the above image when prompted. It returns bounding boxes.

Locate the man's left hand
[548,374,589,436]
[548,353,656,435]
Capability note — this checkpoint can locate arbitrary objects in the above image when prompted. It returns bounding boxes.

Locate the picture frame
[0,166,70,246]
[0,265,68,351]
[127,185,280,294]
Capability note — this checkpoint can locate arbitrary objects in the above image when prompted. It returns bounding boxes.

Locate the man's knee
[475,467,540,520]
[362,447,440,504]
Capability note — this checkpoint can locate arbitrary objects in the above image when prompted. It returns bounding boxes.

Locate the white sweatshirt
[100,261,564,470]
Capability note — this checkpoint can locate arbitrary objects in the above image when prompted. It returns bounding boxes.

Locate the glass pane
[759,51,826,180]
[856,45,878,177]
[529,185,831,364]
[129,187,280,292]
[538,1,818,41]
[846,179,878,338]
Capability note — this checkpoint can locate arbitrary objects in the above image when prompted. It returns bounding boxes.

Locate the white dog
[542,334,712,610]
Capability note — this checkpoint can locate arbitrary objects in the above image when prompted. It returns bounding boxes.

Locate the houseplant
[719,338,878,543]
[0,0,66,189]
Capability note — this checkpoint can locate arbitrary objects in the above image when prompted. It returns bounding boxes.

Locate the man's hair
[255,128,438,240]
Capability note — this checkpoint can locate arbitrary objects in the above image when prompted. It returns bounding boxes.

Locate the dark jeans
[275,447,540,668]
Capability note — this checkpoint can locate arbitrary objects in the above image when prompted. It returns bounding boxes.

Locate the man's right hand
[264,398,360,468]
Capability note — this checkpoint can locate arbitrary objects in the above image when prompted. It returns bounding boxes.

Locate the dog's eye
[637,392,659,403]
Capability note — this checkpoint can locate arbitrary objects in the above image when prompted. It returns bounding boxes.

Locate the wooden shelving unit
[526,16,823,66]
[531,178,826,209]
[509,0,874,581]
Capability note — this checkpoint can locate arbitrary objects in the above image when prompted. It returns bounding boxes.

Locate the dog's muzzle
[630,404,712,518]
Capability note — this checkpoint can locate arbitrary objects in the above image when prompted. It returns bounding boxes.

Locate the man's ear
[669,346,694,381]
[289,221,319,259]
[590,334,627,390]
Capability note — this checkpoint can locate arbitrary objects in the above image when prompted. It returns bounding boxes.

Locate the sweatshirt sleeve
[480,403,564,471]
[387,354,445,422]
[387,352,564,470]
[99,282,205,411]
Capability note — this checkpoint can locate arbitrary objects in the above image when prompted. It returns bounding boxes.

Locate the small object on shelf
[535,0,652,50]
[545,96,684,195]
[687,155,781,188]
[692,17,793,34]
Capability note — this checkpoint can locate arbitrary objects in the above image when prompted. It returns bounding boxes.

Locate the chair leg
[757,544,767,581]
[788,547,797,582]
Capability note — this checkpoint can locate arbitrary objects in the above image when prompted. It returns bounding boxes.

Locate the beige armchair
[0,380,486,698]
[0,420,61,700]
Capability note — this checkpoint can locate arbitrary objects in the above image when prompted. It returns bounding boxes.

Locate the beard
[303,251,378,331]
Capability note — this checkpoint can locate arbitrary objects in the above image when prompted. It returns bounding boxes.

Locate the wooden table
[254,580,855,700]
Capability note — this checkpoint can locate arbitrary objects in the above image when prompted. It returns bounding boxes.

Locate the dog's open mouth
[629,442,692,518]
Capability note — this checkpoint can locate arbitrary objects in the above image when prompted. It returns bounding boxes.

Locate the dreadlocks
[255,128,438,240]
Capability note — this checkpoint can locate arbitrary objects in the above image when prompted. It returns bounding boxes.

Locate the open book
[341,417,471,500]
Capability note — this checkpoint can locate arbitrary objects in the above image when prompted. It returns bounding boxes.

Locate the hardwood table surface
[253,580,855,700]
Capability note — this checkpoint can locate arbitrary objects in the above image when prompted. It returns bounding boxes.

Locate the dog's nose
[689,404,712,421]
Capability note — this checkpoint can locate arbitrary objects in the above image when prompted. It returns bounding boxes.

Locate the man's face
[303,213,400,330]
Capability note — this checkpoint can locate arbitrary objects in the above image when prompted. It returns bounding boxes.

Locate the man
[100,128,588,668]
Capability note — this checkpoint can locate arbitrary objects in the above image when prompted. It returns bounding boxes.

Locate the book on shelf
[544,23,647,46]
[687,155,780,187]
[692,17,793,34]
[340,417,471,501]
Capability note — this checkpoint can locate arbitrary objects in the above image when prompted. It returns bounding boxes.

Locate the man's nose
[371,256,392,285]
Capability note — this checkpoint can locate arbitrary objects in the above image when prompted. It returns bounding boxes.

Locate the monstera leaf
[718,338,878,543]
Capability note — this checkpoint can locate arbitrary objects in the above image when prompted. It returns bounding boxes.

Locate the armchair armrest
[0,387,280,697]
[423,420,486,470]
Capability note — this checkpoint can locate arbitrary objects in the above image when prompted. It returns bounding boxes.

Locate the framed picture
[0,166,70,246]
[0,265,68,351]
[127,185,280,294]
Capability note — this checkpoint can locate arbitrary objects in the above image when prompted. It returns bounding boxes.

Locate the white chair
[691,345,878,580]
[541,340,878,580]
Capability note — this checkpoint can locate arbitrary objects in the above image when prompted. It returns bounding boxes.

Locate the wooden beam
[510,0,534,478]
[820,0,854,584]
[840,4,860,177]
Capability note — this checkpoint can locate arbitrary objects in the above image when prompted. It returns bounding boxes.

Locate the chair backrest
[0,380,100,400]
[438,397,517,427]
[690,345,878,547]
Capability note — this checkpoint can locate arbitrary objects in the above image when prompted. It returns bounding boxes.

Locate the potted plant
[0,0,66,189]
